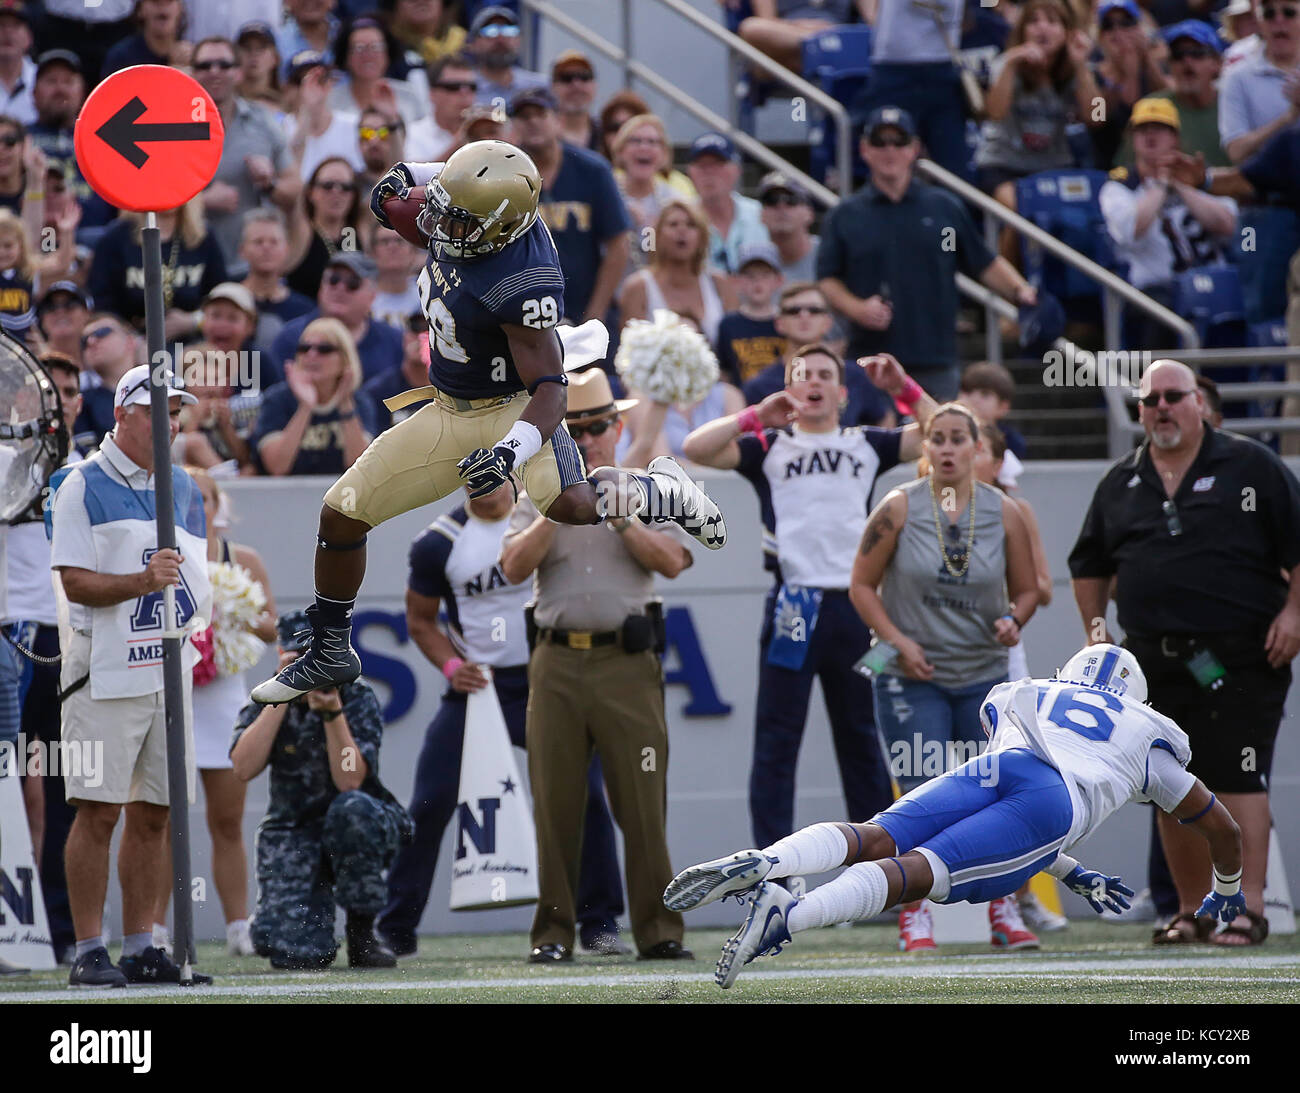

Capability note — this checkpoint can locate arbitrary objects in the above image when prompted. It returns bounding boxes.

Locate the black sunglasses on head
[567,417,616,439]
[1137,388,1195,407]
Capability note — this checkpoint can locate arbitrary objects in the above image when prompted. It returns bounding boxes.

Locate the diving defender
[663,644,1247,988]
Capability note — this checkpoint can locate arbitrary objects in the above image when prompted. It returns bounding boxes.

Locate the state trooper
[230,610,413,970]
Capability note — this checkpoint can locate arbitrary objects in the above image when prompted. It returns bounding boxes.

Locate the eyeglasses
[1170,46,1212,61]
[1162,500,1183,537]
[297,341,340,355]
[434,80,478,92]
[349,42,386,55]
[1262,4,1299,20]
[1137,388,1194,407]
[194,59,237,72]
[359,125,399,141]
[554,71,593,84]
[0,134,21,148]
[762,191,802,207]
[324,270,363,291]
[623,134,663,147]
[567,416,615,439]
[781,304,828,316]
[80,324,116,349]
[1101,15,1138,31]
[479,23,520,38]
[314,179,354,193]
[867,133,911,148]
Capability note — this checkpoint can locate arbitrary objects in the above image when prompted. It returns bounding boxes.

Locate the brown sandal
[1152,912,1213,945]
[1211,910,1270,946]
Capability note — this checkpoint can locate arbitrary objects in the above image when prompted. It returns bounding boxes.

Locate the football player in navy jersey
[252,141,727,705]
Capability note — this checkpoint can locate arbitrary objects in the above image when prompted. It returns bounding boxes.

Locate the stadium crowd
[2,0,1298,976]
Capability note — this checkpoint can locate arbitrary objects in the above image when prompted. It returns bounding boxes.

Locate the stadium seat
[1173,266,1246,348]
[801,25,872,183]
[725,1,782,135]
[1015,169,1120,304]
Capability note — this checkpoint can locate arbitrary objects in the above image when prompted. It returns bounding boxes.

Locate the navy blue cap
[1098,0,1141,22]
[470,5,518,36]
[326,250,378,280]
[1161,19,1224,54]
[237,20,276,45]
[287,49,328,83]
[276,610,312,652]
[864,105,916,141]
[689,132,738,163]
[38,280,92,313]
[508,87,556,116]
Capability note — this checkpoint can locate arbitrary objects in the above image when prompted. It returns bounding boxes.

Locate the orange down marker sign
[74,65,225,212]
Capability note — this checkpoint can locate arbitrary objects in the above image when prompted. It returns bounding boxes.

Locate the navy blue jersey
[417,217,566,399]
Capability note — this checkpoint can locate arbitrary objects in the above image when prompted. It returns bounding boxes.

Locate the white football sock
[787,861,889,933]
[762,823,851,880]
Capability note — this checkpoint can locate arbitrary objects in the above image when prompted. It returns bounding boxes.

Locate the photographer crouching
[231,610,412,970]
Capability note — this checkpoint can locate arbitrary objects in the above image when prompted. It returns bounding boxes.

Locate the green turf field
[5,919,1299,1003]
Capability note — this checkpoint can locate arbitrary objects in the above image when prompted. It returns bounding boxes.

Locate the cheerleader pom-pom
[209,561,268,677]
[614,309,719,406]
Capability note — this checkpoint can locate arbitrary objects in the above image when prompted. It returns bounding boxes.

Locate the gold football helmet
[418,140,541,259]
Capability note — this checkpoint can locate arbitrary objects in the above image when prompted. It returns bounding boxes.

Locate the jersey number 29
[521,296,558,329]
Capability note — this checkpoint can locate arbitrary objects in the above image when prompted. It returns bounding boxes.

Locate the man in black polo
[1069,358,1300,947]
[817,106,1037,401]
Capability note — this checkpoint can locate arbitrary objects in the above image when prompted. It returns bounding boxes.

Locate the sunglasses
[479,23,520,38]
[1170,46,1212,61]
[434,80,478,92]
[762,191,802,207]
[42,296,83,313]
[116,375,152,405]
[297,341,340,355]
[1263,5,1299,20]
[80,324,117,348]
[1137,388,1194,407]
[781,304,828,316]
[315,179,355,193]
[867,133,911,148]
[567,416,615,439]
[1101,16,1138,31]
[554,71,593,84]
[1162,499,1183,537]
[194,59,237,71]
[359,125,399,141]
[0,134,21,148]
[324,270,363,291]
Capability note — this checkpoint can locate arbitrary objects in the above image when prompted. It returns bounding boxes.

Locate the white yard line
[7,953,1299,1002]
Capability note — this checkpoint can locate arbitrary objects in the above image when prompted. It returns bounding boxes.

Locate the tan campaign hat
[565,367,638,425]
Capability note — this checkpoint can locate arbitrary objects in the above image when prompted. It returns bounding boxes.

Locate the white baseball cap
[114,363,197,408]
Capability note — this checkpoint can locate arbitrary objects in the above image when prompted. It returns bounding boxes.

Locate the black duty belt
[538,627,620,650]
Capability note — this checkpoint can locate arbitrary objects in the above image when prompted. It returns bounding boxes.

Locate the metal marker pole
[142,210,197,985]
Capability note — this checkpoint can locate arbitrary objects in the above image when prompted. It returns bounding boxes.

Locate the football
[382,188,428,247]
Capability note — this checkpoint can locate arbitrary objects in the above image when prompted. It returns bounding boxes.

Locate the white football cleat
[647,456,727,550]
[715,881,796,990]
[1018,890,1069,932]
[663,849,774,911]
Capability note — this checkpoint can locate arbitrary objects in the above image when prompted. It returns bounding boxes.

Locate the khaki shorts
[323,388,588,528]
[60,633,196,807]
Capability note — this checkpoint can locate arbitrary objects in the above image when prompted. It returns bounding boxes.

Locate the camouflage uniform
[231,680,413,966]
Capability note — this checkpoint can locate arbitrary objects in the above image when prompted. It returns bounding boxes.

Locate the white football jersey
[980,678,1193,849]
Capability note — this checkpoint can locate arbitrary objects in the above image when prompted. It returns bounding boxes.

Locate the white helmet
[1054,643,1147,704]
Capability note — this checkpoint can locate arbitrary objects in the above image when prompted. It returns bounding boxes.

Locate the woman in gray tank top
[849,404,1038,950]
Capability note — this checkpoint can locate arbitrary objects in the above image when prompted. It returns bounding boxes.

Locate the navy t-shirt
[72,385,116,451]
[254,287,316,354]
[250,381,379,476]
[102,34,169,75]
[28,123,116,229]
[538,143,632,320]
[269,310,403,383]
[742,359,894,427]
[361,365,417,434]
[416,216,566,399]
[89,218,229,327]
[715,312,784,386]
[1241,124,1300,209]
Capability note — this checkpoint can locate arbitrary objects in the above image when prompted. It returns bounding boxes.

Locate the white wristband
[496,419,543,467]
[1047,854,1081,880]
[1213,866,1243,897]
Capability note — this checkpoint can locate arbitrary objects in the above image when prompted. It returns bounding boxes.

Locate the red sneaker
[989,896,1040,950]
[898,903,937,952]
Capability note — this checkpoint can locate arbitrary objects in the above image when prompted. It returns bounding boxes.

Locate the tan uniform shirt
[507,493,690,632]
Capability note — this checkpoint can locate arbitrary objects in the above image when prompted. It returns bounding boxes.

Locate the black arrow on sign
[95,96,211,169]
